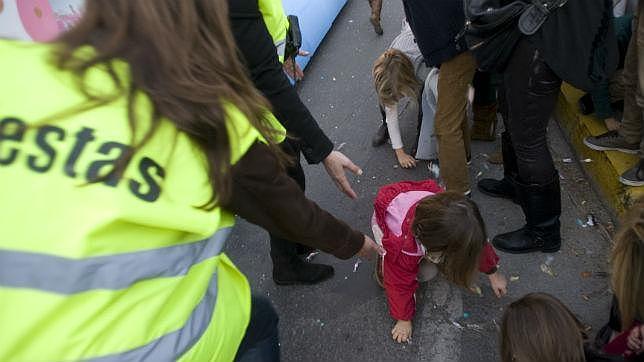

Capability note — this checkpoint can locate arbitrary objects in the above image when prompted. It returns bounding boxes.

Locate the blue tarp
[282,0,348,70]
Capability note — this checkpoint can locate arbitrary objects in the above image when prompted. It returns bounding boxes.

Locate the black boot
[477,177,517,202]
[295,244,315,256]
[371,121,388,147]
[492,173,561,254]
[272,257,334,286]
[271,237,334,285]
[477,130,519,203]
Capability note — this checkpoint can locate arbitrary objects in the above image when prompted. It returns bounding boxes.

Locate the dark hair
[412,192,487,288]
[52,0,286,208]
[501,293,586,362]
[611,197,644,330]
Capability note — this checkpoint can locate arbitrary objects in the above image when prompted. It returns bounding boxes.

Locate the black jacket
[228,0,334,164]
[402,0,468,67]
[531,0,618,91]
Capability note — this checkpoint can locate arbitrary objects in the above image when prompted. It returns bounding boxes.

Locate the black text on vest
[0,117,165,202]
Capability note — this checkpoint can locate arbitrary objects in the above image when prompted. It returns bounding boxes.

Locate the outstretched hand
[357,235,385,260]
[323,151,363,199]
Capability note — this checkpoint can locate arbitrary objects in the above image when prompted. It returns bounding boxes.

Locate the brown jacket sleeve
[223,142,364,260]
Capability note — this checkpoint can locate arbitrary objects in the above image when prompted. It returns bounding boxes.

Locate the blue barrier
[282,0,348,70]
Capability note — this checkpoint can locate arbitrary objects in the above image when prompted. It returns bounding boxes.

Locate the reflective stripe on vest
[0,227,231,294]
[258,0,289,62]
[89,273,218,362]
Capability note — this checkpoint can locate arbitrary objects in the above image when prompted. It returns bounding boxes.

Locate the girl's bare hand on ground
[488,272,508,298]
[395,149,416,169]
[392,320,412,343]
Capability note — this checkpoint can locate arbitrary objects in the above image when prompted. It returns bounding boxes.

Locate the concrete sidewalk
[225,1,615,361]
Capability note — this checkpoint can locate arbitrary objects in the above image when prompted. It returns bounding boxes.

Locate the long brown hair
[53,0,285,208]
[611,197,644,330]
[501,293,586,362]
[372,48,420,107]
[412,192,486,288]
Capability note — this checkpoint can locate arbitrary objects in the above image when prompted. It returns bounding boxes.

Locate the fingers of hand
[336,175,358,199]
[392,326,411,343]
[343,159,362,175]
[399,156,416,168]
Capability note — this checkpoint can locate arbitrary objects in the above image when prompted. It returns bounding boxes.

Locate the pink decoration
[16,0,59,41]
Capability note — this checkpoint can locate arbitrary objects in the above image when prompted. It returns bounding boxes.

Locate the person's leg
[477,83,520,202]
[584,14,641,156]
[411,81,425,156]
[270,140,334,285]
[235,296,280,362]
[619,14,642,146]
[369,0,383,35]
[434,51,477,194]
[492,39,562,254]
[372,104,389,147]
[620,7,644,185]
[462,90,473,163]
[416,69,439,160]
[471,71,499,141]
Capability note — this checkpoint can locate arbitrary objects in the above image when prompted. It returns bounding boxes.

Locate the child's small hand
[488,271,507,298]
[627,325,644,354]
[391,320,412,343]
[395,149,417,169]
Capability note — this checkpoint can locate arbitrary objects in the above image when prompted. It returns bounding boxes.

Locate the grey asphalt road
[225,1,615,361]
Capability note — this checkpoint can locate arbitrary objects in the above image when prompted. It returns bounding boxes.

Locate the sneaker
[620,161,644,186]
[583,131,639,154]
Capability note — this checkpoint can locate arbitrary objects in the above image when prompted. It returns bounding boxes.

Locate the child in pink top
[372,179,508,343]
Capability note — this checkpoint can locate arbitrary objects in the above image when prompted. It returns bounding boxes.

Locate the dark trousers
[270,140,307,264]
[503,39,562,185]
[235,296,280,362]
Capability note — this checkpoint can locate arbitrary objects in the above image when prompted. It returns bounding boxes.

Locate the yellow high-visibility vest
[0,39,284,361]
[258,0,290,62]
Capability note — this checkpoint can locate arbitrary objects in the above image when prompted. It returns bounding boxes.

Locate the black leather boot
[371,121,388,147]
[477,177,517,202]
[477,130,519,203]
[271,237,334,285]
[492,173,562,254]
[272,257,334,285]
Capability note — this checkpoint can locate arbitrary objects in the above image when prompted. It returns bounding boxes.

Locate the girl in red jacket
[372,180,508,343]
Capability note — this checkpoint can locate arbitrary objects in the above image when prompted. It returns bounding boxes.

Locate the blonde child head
[411,192,486,288]
[372,49,421,107]
[500,293,586,362]
[611,197,644,330]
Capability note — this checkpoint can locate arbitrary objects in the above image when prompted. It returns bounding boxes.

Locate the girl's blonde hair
[501,293,586,362]
[611,197,644,330]
[372,49,421,107]
[412,192,486,288]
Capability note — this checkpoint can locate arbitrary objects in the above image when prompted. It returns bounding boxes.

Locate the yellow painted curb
[556,83,644,214]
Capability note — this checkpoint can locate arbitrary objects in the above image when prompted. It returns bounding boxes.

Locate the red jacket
[373,180,500,321]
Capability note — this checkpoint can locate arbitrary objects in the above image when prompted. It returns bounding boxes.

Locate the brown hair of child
[611,197,644,330]
[501,293,586,362]
[412,192,486,288]
[372,48,421,107]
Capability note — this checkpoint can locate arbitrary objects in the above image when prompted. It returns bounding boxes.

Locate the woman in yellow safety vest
[0,0,380,361]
